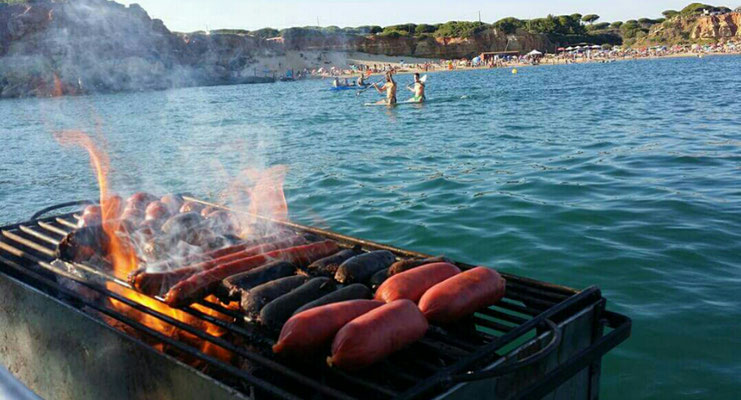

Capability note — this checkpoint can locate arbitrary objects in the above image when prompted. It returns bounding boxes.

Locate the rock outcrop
[357,30,553,58]
[0,0,284,98]
[641,12,741,45]
[691,12,741,40]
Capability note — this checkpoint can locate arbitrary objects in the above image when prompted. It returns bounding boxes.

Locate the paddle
[406,74,428,90]
[356,79,385,95]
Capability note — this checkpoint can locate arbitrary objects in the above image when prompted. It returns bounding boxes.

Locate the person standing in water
[372,72,397,106]
[407,73,425,103]
[357,73,366,87]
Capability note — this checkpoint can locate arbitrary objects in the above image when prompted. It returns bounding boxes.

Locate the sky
[122,0,697,33]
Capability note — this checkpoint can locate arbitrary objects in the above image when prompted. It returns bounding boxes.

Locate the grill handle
[446,318,562,383]
[31,200,94,220]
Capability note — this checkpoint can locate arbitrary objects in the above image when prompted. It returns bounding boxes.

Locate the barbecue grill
[0,198,631,400]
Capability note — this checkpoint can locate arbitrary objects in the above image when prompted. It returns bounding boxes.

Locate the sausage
[418,267,506,324]
[179,200,205,214]
[78,205,101,228]
[82,205,101,217]
[145,201,171,221]
[137,219,161,238]
[188,235,308,273]
[305,248,360,277]
[56,224,108,262]
[200,205,219,217]
[131,235,309,296]
[368,268,389,289]
[375,262,461,304]
[387,256,453,276]
[259,277,337,331]
[273,300,384,357]
[293,284,372,315]
[204,210,238,235]
[126,192,158,210]
[203,233,283,259]
[241,275,309,319]
[334,250,396,284]
[165,240,340,307]
[328,299,428,370]
[120,207,144,224]
[160,194,185,214]
[161,212,203,236]
[220,261,297,300]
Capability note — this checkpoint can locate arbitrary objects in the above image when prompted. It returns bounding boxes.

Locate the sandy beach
[253,48,741,82]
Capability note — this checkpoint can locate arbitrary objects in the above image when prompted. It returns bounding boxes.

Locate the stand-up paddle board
[364,100,426,107]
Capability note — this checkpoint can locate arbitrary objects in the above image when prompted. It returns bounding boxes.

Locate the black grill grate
[0,200,629,400]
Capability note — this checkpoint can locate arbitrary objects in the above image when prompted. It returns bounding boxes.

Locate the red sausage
[328,299,428,370]
[120,207,144,224]
[126,192,157,210]
[145,201,171,221]
[418,267,506,324]
[204,233,282,259]
[374,262,460,304]
[132,235,309,295]
[78,205,101,227]
[160,194,184,213]
[273,299,385,356]
[164,240,339,307]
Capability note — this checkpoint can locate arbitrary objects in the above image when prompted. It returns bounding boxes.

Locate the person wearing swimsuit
[373,72,397,106]
[407,72,425,103]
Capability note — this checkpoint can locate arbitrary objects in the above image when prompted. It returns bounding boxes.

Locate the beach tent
[526,50,543,57]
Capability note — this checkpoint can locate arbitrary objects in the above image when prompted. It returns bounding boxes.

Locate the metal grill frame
[0,201,631,400]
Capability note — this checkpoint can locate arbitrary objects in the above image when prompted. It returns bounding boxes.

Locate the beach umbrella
[565,46,574,51]
[557,47,565,51]
[591,45,601,49]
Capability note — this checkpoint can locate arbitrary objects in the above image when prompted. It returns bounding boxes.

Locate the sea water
[1,55,740,399]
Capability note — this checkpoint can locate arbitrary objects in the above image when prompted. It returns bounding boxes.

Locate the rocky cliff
[357,30,553,58]
[691,12,741,40]
[0,0,283,98]
[277,26,553,58]
[640,12,741,45]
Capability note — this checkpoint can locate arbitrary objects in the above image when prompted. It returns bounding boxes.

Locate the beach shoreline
[253,49,741,82]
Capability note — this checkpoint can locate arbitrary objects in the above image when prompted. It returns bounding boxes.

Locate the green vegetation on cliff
[237,1,737,48]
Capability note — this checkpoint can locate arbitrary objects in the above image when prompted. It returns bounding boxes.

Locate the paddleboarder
[372,72,397,106]
[407,73,425,103]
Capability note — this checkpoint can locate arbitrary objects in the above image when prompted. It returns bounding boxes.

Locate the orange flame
[55,130,231,361]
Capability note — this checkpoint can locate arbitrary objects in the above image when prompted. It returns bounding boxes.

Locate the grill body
[0,271,247,400]
[0,201,630,400]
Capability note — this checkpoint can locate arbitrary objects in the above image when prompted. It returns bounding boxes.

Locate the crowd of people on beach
[281,40,739,82]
